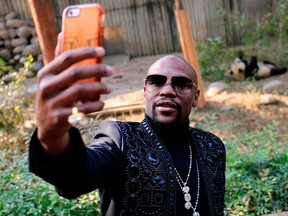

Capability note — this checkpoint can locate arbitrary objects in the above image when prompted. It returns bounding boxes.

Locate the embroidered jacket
[29,120,226,216]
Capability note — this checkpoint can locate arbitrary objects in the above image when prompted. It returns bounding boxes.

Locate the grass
[1,112,287,215]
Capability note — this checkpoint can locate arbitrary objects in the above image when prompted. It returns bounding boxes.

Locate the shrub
[0,148,101,215]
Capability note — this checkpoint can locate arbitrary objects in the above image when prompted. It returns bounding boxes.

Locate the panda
[226,54,287,81]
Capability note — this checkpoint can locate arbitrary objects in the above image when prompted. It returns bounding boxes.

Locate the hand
[35,46,113,155]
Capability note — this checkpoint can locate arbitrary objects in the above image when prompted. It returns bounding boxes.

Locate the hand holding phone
[61,3,104,83]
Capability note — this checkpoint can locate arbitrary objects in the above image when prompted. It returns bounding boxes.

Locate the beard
[152,98,182,128]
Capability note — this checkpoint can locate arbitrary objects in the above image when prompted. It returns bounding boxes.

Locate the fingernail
[106,66,114,75]
[96,47,105,56]
[106,84,113,93]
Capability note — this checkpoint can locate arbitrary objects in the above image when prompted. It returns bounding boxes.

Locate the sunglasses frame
[144,74,198,95]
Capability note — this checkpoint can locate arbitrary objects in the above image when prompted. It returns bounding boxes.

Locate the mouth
[155,100,178,113]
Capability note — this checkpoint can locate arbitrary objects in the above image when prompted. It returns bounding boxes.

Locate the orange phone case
[61,4,104,83]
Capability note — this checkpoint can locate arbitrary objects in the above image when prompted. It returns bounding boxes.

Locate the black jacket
[29,119,226,215]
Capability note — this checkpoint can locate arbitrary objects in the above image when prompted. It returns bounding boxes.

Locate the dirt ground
[101,53,288,138]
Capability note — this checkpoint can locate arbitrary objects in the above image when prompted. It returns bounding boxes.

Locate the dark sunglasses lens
[172,77,193,94]
[146,75,167,92]
[147,75,166,86]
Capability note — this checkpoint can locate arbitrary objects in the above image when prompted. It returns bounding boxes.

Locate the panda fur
[226,54,287,81]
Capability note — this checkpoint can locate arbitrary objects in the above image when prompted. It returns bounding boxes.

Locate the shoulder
[190,127,225,152]
[94,120,140,143]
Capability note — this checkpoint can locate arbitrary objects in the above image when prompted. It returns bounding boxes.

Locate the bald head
[147,55,198,86]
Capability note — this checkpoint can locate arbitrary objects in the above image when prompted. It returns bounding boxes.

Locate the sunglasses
[144,74,197,95]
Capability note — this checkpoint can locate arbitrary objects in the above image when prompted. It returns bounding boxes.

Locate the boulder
[0,22,5,31]
[22,44,41,56]
[262,80,284,93]
[37,54,43,62]
[11,38,28,47]
[13,45,25,54]
[6,19,30,28]
[0,49,11,61]
[17,26,34,38]
[29,61,43,72]
[8,29,16,38]
[0,29,9,39]
[30,36,39,44]
[4,40,12,48]
[206,81,230,97]
[5,12,17,20]
[19,56,27,64]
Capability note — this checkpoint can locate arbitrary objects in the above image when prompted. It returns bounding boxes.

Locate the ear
[192,89,200,107]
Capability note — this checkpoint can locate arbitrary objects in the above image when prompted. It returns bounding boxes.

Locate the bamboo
[174,0,205,108]
[28,0,58,65]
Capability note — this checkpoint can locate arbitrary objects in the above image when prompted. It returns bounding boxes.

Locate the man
[29,46,226,216]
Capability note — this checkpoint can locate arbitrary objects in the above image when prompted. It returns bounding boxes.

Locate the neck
[144,114,190,145]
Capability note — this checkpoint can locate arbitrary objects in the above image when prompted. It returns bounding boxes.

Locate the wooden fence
[0,0,277,57]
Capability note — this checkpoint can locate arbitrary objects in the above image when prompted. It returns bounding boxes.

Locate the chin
[153,115,181,127]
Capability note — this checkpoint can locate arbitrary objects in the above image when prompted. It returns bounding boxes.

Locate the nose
[159,81,177,97]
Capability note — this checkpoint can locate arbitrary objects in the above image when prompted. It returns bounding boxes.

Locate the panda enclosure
[0,0,283,57]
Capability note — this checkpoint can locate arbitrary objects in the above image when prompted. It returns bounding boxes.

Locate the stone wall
[0,12,43,78]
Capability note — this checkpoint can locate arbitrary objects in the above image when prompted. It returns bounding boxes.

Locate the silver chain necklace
[174,142,200,216]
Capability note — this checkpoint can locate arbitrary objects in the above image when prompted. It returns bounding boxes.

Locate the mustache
[152,98,182,110]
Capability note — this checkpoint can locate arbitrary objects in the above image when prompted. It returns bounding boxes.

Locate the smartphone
[61,3,104,83]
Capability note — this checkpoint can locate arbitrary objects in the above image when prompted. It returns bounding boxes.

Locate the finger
[38,47,105,81]
[78,100,105,114]
[45,64,113,94]
[49,82,112,108]
[55,32,63,57]
[48,101,105,124]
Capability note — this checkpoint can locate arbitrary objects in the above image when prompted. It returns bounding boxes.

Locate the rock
[220,104,233,112]
[31,28,37,36]
[260,94,278,105]
[0,49,11,61]
[8,29,16,38]
[245,83,256,91]
[37,54,43,62]
[19,56,27,64]
[30,36,39,44]
[24,69,35,78]
[13,45,25,54]
[6,19,30,28]
[4,39,12,48]
[22,44,41,56]
[262,80,284,93]
[8,58,15,64]
[24,83,38,98]
[0,29,9,39]
[0,22,5,30]
[29,61,43,72]
[13,54,21,61]
[5,12,17,20]
[2,74,13,84]
[206,81,230,97]
[11,38,28,47]
[17,26,34,38]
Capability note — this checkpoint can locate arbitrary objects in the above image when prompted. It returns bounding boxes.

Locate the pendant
[193,211,200,216]
[182,186,190,193]
[184,201,192,209]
